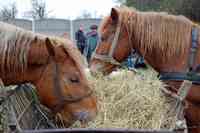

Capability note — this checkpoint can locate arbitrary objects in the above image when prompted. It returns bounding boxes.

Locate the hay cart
[0,83,188,133]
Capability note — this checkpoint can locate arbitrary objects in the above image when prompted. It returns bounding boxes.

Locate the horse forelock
[101,6,197,62]
[52,37,86,77]
[63,41,86,77]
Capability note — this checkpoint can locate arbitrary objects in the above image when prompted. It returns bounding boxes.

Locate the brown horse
[0,22,97,126]
[90,6,200,133]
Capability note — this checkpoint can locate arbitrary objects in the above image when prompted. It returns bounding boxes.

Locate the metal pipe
[22,128,177,133]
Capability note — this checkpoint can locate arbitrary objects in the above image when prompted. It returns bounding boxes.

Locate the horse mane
[102,6,198,61]
[0,22,34,76]
[0,22,85,77]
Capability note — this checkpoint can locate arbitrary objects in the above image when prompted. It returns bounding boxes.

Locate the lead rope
[160,26,199,132]
[173,80,192,133]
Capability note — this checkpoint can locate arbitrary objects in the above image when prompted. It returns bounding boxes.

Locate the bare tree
[0,3,18,21]
[76,10,92,19]
[24,0,49,20]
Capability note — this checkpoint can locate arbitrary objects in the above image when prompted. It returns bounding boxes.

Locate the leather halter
[92,15,132,66]
[42,56,93,113]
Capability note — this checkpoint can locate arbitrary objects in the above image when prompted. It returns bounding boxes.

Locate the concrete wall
[34,19,71,37]
[3,19,32,31]
[2,18,102,40]
[73,18,101,39]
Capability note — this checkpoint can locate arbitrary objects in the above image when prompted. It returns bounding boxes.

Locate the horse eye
[69,77,79,83]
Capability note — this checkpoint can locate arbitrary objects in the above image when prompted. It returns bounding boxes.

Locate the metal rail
[22,128,177,133]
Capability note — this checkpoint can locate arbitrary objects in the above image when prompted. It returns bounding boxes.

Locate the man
[84,25,99,63]
[75,25,86,54]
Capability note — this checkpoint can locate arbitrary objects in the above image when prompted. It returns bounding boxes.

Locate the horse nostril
[74,111,90,122]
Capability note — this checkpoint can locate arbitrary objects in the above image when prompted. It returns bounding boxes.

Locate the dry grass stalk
[72,68,177,129]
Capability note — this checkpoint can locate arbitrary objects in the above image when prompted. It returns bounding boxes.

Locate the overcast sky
[0,0,119,19]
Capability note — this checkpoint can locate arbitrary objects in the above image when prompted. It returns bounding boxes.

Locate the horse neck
[133,37,191,73]
[149,50,186,73]
[128,12,196,73]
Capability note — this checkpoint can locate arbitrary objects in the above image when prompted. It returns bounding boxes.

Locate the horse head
[90,7,135,75]
[30,37,97,126]
[0,22,97,126]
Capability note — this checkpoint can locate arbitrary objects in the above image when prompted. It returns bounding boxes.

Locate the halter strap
[108,23,121,57]
[92,53,121,65]
[52,60,93,113]
[92,19,122,66]
[92,15,133,66]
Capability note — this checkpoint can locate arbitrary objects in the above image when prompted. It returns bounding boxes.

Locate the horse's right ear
[45,37,55,57]
[111,8,119,23]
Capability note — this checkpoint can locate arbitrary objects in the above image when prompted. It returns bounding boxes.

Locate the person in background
[84,24,99,63]
[75,24,86,54]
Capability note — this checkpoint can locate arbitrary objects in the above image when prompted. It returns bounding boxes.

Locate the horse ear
[45,37,55,57]
[111,8,119,23]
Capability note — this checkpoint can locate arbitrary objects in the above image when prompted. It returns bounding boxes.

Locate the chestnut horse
[90,6,200,133]
[0,22,97,126]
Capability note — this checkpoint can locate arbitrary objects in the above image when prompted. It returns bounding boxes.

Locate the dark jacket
[75,30,86,54]
[75,30,86,44]
[84,31,99,62]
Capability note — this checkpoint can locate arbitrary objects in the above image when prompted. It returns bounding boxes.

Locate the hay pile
[0,68,178,130]
[72,68,177,129]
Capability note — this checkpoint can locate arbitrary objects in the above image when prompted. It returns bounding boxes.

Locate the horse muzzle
[90,63,116,76]
[90,62,106,75]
